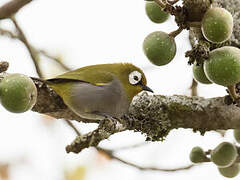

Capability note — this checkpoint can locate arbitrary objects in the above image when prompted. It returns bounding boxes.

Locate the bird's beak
[139,82,154,93]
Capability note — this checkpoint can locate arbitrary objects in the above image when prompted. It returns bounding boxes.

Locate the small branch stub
[66,118,127,153]
[0,62,9,73]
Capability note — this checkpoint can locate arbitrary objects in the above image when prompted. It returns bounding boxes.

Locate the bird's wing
[47,70,114,86]
[46,71,116,102]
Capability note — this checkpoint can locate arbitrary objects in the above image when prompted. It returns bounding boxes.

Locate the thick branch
[30,78,240,136]
[0,0,32,20]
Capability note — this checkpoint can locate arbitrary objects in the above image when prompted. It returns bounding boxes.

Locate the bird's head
[111,63,153,102]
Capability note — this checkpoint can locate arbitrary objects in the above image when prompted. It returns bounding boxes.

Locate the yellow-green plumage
[46,63,150,120]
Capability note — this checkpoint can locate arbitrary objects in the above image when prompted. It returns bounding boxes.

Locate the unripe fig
[143,31,176,66]
[204,46,240,86]
[145,2,169,23]
[234,129,240,144]
[201,7,233,43]
[0,74,37,113]
[190,146,207,163]
[211,142,237,168]
[218,163,240,178]
[192,62,212,84]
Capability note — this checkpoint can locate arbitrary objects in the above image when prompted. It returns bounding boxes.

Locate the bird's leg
[93,112,122,132]
[92,111,118,121]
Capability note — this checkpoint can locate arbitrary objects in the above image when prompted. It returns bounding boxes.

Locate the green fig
[204,46,240,86]
[145,2,169,23]
[0,74,37,113]
[143,31,176,66]
[211,142,237,168]
[193,62,212,84]
[201,7,233,43]
[218,163,240,178]
[190,146,208,163]
[234,129,240,144]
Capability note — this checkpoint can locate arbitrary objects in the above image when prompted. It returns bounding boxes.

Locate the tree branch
[18,76,240,153]
[0,28,18,39]
[64,120,81,136]
[106,155,195,172]
[1,0,240,156]
[37,50,71,71]
[10,16,43,78]
[190,78,198,96]
[0,19,70,78]
[108,142,149,151]
[64,111,196,172]
[99,147,195,172]
[0,0,32,20]
[65,118,127,153]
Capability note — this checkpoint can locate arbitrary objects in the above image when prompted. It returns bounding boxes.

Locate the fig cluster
[192,7,237,89]
[143,2,239,100]
[201,7,233,44]
[193,46,240,88]
[143,1,175,66]
[0,74,37,113]
[145,1,169,24]
[144,2,240,177]
[190,142,240,178]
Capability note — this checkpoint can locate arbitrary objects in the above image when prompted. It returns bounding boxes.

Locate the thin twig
[64,120,81,136]
[107,154,195,172]
[66,118,127,153]
[0,0,32,20]
[190,78,198,96]
[10,16,43,78]
[0,28,18,39]
[0,26,70,76]
[38,50,71,71]
[65,116,195,172]
[109,142,149,151]
[227,85,239,101]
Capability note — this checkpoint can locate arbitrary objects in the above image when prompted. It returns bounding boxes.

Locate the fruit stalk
[227,85,239,101]
[169,27,183,38]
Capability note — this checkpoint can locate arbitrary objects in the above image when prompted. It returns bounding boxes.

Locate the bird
[46,63,153,120]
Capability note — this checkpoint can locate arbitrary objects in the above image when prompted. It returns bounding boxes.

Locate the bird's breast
[66,79,129,118]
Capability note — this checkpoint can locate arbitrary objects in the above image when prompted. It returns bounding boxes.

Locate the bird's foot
[93,112,121,132]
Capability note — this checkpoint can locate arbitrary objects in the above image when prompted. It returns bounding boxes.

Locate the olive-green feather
[53,63,144,83]
[46,63,146,102]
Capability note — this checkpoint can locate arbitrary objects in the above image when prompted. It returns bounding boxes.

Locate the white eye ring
[129,71,142,85]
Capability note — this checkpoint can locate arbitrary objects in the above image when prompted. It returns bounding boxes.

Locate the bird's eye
[133,76,139,81]
[129,71,142,85]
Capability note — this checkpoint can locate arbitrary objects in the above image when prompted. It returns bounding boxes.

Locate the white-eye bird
[46,63,153,120]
